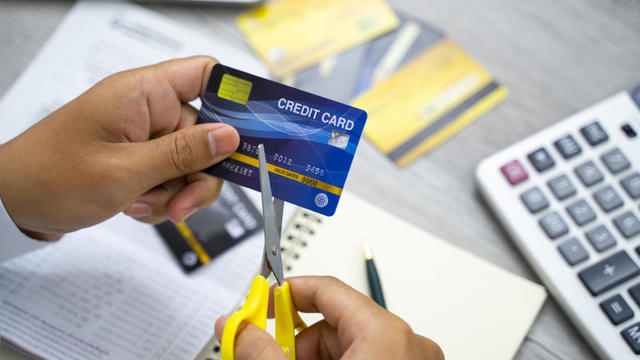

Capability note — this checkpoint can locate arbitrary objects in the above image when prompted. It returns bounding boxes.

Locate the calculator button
[575,161,604,187]
[554,135,582,159]
[601,294,634,325]
[578,251,640,296]
[558,238,588,265]
[622,323,640,354]
[593,185,624,212]
[630,284,640,307]
[614,211,640,239]
[527,148,555,172]
[585,225,616,252]
[566,199,597,226]
[539,212,569,239]
[621,172,640,199]
[580,121,609,146]
[622,124,637,138]
[500,160,528,185]
[601,148,631,175]
[520,187,549,213]
[547,175,576,200]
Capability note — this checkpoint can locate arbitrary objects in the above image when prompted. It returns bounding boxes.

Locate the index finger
[285,276,385,328]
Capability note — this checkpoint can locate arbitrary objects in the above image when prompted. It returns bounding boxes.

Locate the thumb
[131,123,239,187]
[215,315,288,360]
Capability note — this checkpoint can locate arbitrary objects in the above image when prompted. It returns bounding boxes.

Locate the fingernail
[125,202,152,218]
[178,207,197,222]
[208,126,238,157]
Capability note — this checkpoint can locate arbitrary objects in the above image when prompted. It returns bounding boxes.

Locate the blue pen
[363,239,386,309]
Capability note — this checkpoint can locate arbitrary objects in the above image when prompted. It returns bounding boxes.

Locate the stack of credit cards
[237,1,507,167]
[198,64,367,216]
[351,18,507,167]
[165,0,507,269]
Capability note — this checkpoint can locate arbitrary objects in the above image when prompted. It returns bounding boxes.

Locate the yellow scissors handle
[221,278,307,360]
[274,281,307,358]
[221,275,269,360]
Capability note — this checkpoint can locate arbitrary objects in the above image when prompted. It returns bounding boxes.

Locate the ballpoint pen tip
[362,239,373,260]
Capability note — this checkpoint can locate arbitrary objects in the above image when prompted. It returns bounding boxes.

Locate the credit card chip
[218,74,253,105]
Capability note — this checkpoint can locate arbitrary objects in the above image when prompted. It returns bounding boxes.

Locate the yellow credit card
[352,38,508,167]
[237,0,398,78]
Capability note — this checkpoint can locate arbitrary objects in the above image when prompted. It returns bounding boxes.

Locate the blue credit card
[197,64,367,216]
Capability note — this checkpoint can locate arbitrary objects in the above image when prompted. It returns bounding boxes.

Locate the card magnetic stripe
[229,152,343,196]
[388,81,501,162]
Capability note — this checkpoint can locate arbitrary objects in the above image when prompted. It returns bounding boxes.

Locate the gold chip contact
[217,74,253,105]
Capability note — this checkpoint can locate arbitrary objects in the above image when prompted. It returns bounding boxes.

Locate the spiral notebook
[280,192,547,360]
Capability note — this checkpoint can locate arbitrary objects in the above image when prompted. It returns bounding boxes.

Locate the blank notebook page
[284,192,547,360]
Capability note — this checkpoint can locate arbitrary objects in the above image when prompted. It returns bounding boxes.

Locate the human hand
[0,56,238,240]
[214,276,444,360]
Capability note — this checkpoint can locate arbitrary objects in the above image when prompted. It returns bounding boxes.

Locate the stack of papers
[0,2,270,359]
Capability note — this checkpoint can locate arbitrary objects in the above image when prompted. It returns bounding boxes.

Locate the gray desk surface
[1,1,639,359]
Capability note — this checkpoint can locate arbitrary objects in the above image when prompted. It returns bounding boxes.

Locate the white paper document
[1,226,258,360]
[0,0,267,143]
[0,1,271,359]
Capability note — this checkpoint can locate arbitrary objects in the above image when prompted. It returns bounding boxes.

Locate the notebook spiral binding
[281,209,324,273]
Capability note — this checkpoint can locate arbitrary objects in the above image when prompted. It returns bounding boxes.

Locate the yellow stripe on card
[175,222,211,264]
[229,152,343,196]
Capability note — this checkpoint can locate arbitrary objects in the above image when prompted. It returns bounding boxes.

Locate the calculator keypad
[528,148,555,172]
[548,175,577,200]
[614,212,640,239]
[585,225,617,252]
[554,135,582,159]
[520,187,549,213]
[580,121,609,146]
[602,148,631,174]
[539,212,569,239]
[575,161,604,187]
[500,160,528,185]
[622,323,640,354]
[566,199,597,226]
[601,295,634,325]
[558,238,589,265]
[482,93,640,358]
[621,172,640,199]
[593,186,624,212]
[578,251,640,296]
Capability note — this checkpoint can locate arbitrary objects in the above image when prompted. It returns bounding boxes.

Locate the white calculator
[476,87,640,359]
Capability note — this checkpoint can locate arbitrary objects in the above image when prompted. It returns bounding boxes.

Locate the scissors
[221,144,307,360]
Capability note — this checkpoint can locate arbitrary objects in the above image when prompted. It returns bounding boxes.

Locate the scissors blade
[274,198,284,240]
[258,144,285,285]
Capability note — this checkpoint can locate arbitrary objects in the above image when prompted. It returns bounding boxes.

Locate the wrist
[0,143,59,241]
[0,142,12,212]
